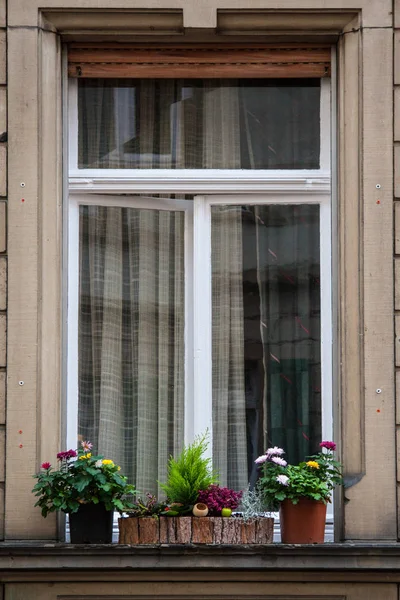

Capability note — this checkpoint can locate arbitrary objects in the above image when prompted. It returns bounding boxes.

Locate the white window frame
[66,76,333,521]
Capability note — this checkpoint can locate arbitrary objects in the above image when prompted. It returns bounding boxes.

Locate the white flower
[266,446,285,456]
[255,454,268,465]
[276,474,289,486]
[95,459,103,468]
[271,456,287,467]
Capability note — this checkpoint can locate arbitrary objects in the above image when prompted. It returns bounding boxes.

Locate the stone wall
[0,0,6,542]
[2,0,398,541]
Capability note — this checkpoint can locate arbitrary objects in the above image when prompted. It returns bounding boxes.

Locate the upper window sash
[68,77,331,192]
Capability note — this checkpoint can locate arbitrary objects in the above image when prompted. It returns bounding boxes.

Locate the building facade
[1,0,400,598]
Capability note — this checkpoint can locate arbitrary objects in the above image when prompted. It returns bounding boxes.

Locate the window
[67,50,332,500]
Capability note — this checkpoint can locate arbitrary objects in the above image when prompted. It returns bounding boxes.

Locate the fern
[160,432,218,505]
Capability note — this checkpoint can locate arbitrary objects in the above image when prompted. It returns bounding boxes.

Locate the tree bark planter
[279,497,327,544]
[69,503,114,544]
[118,516,274,545]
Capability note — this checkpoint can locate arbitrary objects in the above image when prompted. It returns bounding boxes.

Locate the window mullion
[193,196,213,459]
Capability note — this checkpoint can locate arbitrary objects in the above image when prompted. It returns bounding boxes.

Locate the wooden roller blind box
[68,43,331,78]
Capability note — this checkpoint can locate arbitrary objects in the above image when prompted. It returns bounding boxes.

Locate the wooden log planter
[118,516,274,545]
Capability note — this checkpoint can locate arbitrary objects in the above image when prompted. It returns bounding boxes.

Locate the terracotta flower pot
[280,497,327,544]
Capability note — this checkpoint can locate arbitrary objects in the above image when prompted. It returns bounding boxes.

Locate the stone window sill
[0,541,400,573]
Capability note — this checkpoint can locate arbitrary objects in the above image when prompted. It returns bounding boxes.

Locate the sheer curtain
[79,205,185,494]
[205,83,247,489]
[212,205,247,490]
[77,78,322,492]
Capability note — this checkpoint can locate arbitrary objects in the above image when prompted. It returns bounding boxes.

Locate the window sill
[1,540,400,574]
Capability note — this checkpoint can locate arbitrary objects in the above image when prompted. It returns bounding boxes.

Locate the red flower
[41,462,51,470]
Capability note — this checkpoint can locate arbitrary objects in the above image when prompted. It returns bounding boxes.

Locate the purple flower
[276,474,289,486]
[197,485,243,516]
[57,449,77,461]
[41,462,51,470]
[255,454,268,465]
[266,446,285,456]
[271,456,287,467]
[320,441,336,451]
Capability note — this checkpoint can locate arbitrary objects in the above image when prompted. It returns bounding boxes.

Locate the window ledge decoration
[118,515,274,545]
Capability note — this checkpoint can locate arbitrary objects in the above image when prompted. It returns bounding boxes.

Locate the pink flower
[271,456,287,467]
[320,441,336,451]
[41,462,51,470]
[255,455,268,465]
[81,441,93,452]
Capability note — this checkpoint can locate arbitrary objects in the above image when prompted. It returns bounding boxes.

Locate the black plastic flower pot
[69,503,114,544]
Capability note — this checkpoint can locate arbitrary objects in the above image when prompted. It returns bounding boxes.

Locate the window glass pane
[78,79,320,170]
[211,204,321,489]
[78,203,185,494]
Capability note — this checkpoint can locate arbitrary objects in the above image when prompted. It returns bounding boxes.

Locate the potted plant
[197,484,243,516]
[32,441,136,544]
[119,433,218,544]
[256,441,343,543]
[118,433,273,545]
[160,431,218,511]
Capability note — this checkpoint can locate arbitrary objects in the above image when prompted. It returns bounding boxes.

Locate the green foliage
[159,432,218,507]
[257,445,343,509]
[240,483,270,522]
[127,493,167,518]
[32,444,136,517]
[160,502,192,516]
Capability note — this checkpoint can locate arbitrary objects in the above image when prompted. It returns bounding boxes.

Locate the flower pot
[192,502,209,517]
[118,515,274,544]
[280,497,327,544]
[69,503,114,544]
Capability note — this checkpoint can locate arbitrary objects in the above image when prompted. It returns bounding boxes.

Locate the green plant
[159,432,218,507]
[160,502,192,516]
[256,442,343,509]
[127,493,167,518]
[240,483,270,522]
[32,442,136,516]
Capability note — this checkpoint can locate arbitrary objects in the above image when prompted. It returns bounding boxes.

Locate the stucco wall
[394,0,400,542]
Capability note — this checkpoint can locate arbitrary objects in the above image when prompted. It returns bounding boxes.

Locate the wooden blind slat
[68,43,331,79]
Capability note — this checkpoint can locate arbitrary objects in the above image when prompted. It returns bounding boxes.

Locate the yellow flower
[306,460,319,469]
[117,466,121,471]
[102,459,114,466]
[79,453,92,460]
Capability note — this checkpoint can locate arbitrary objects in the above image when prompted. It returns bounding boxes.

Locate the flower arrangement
[32,441,136,516]
[256,441,343,509]
[197,484,243,516]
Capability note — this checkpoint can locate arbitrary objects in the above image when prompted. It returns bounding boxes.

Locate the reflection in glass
[78,79,320,170]
[211,204,321,489]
